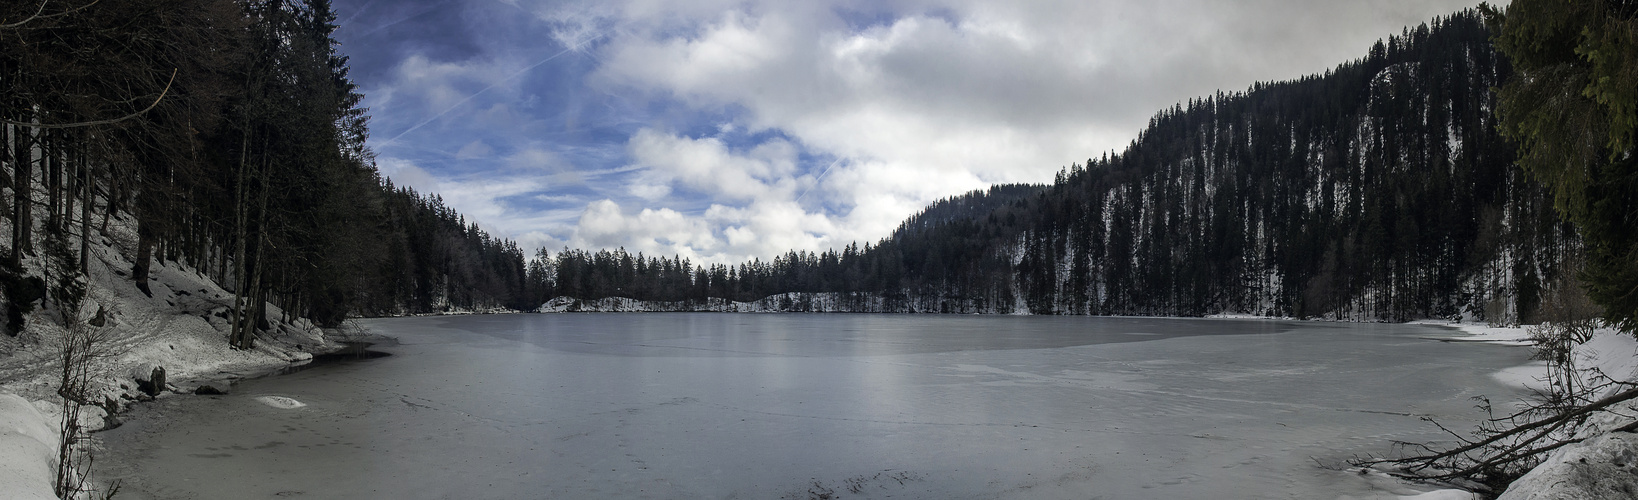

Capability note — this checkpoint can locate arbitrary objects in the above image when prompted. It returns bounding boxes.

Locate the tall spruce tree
[1484,0,1638,332]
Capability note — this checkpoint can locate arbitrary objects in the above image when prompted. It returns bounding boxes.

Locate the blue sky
[332,0,1480,264]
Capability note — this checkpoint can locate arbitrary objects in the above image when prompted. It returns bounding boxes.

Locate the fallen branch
[1362,385,1638,484]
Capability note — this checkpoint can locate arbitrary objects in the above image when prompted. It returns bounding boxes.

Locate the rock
[131,364,165,397]
[1499,431,1638,500]
[193,384,225,395]
[87,306,107,327]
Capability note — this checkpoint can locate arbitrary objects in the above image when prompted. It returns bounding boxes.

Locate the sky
[332,0,1482,264]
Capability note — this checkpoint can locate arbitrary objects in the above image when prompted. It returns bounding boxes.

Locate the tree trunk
[229,146,251,348]
[44,129,59,234]
[12,120,33,265]
[78,158,90,275]
[132,221,153,297]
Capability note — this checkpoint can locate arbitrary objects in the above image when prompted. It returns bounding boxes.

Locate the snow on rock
[0,394,57,500]
[1497,431,1638,500]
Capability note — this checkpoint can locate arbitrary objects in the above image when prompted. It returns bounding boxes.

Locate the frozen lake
[100,314,1527,499]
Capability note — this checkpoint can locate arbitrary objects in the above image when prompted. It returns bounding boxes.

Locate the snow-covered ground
[0,393,56,499]
[1409,320,1536,346]
[1389,321,1638,500]
[1494,327,1638,500]
[0,210,365,498]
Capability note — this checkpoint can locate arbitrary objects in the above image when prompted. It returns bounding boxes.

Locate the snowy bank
[1409,320,1535,346]
[0,210,374,497]
[1396,323,1638,499]
[0,394,55,499]
[1495,328,1638,500]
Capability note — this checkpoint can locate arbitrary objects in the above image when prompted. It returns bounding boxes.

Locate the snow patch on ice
[254,395,306,409]
[1491,361,1551,392]
[1408,320,1534,346]
[1204,312,1298,320]
[1397,489,1482,500]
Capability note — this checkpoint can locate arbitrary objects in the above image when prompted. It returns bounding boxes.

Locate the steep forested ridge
[1,0,534,341]
[524,11,1577,322]
[996,12,1575,320]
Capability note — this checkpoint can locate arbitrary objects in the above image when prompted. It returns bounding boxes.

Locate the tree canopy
[1485,0,1638,332]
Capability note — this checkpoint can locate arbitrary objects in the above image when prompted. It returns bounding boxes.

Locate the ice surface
[253,396,307,409]
[98,314,1531,499]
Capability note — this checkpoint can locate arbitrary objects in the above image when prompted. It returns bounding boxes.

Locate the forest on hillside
[1005,11,1573,321]
[1,0,531,343]
[526,10,1579,323]
[0,3,1606,330]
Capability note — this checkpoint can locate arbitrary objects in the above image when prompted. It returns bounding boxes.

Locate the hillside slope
[880,11,1571,321]
[530,11,1573,324]
[0,209,368,498]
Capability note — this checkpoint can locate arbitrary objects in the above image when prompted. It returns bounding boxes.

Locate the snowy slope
[0,394,54,499]
[0,210,364,497]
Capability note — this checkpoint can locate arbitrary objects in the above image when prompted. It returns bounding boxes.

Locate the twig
[5,68,175,129]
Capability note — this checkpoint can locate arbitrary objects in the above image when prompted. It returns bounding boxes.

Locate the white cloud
[557,197,846,263]
[571,200,719,259]
[625,128,799,202]
[358,0,1484,265]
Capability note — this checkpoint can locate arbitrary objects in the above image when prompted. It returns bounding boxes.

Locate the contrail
[378,33,603,148]
[353,0,450,38]
[796,157,844,204]
[336,0,379,28]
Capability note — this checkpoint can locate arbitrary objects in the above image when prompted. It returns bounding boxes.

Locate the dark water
[99,314,1526,499]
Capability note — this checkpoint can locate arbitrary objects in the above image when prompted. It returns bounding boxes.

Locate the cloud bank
[336,0,1482,263]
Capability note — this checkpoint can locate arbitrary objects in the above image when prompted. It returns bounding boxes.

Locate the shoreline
[0,322,386,500]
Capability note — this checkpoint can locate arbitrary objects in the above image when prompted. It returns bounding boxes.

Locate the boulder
[130,364,165,397]
[1499,431,1638,500]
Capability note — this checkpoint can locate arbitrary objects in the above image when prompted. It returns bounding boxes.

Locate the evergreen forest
[532,11,1579,323]
[0,5,1603,332]
[2,0,531,341]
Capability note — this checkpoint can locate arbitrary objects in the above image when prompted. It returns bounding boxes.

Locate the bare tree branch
[0,0,101,29]
[4,68,174,129]
[0,0,50,29]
